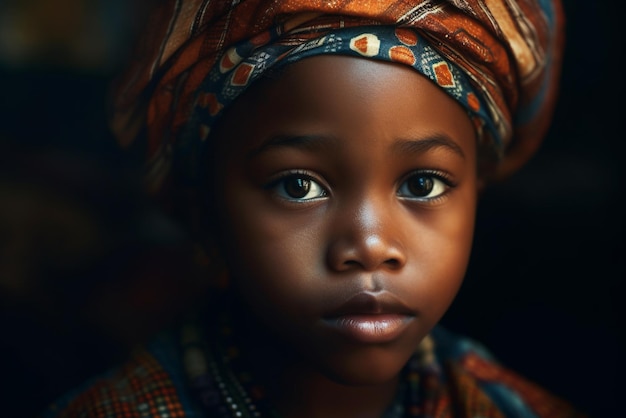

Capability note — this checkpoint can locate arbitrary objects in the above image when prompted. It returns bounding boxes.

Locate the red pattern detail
[461,353,586,418]
[433,62,454,87]
[353,36,369,54]
[46,349,186,417]
[197,92,223,116]
[395,28,418,46]
[389,45,416,66]
[109,0,566,193]
[445,362,506,418]
[467,92,480,112]
[231,63,254,86]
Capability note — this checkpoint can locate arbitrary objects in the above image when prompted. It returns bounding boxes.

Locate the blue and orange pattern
[42,333,193,418]
[109,0,565,196]
[41,324,586,418]
[193,26,494,141]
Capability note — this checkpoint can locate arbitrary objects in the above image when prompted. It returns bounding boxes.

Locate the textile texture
[108,0,565,197]
[41,324,585,418]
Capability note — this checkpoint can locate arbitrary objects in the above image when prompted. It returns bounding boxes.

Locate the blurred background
[0,1,623,417]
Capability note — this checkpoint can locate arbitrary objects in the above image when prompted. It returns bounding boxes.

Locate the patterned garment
[41,322,585,418]
[108,0,565,196]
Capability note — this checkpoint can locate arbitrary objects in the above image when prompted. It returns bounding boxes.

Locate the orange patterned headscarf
[109,0,565,196]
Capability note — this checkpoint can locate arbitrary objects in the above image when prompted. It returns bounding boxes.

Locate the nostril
[340,257,403,271]
[327,234,407,272]
[384,258,402,269]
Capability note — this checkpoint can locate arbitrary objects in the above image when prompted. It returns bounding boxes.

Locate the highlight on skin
[208,55,479,415]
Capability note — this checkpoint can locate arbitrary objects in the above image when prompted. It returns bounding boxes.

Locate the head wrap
[109,0,564,197]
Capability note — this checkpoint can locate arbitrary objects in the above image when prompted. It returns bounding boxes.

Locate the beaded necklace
[181,308,440,418]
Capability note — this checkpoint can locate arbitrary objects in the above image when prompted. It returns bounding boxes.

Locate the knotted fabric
[108,0,565,195]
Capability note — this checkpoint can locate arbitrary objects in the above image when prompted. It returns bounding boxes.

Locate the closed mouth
[321,291,416,343]
[323,290,415,318]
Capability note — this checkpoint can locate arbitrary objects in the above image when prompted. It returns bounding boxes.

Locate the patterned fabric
[41,333,196,418]
[41,324,586,418]
[108,0,565,196]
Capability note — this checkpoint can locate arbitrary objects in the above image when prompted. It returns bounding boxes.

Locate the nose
[326,198,407,272]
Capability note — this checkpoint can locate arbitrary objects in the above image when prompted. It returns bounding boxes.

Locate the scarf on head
[108,0,565,197]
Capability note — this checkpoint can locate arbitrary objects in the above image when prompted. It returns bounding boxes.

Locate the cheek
[218,187,327,312]
[408,191,476,318]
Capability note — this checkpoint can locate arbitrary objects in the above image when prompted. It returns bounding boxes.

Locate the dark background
[0,1,623,417]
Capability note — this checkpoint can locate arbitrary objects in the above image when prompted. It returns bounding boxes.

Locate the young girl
[43,0,584,417]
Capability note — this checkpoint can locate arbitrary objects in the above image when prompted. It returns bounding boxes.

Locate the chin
[316,345,413,386]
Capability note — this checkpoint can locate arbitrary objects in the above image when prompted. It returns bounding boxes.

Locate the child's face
[213,55,477,384]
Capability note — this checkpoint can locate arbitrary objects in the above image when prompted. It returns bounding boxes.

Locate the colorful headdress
[109,0,565,197]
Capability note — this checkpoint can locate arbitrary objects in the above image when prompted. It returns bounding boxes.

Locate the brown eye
[407,176,434,197]
[284,177,311,198]
[397,173,448,200]
[274,174,327,201]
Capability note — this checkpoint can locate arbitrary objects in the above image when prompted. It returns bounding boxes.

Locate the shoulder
[431,326,586,418]
[40,331,200,418]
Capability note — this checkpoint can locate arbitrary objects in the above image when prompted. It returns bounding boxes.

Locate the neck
[271,364,400,418]
[229,299,402,418]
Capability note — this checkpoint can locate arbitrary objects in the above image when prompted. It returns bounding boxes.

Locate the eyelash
[265,170,329,203]
[265,169,456,204]
[397,169,456,203]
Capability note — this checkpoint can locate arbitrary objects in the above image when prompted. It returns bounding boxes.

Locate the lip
[321,291,416,343]
[322,314,414,343]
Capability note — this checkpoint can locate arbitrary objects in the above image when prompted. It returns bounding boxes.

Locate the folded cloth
[108,0,565,195]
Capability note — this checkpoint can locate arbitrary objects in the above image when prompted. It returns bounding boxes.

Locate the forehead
[214,55,476,159]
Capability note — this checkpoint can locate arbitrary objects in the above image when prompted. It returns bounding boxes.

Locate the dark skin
[211,55,478,418]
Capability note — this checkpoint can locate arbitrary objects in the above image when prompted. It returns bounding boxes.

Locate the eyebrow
[248,134,337,157]
[391,134,466,160]
[248,133,465,159]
